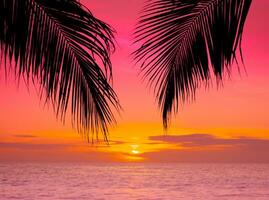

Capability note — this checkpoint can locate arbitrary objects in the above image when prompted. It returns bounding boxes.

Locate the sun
[130,144,140,155]
[131,149,140,155]
[126,144,144,161]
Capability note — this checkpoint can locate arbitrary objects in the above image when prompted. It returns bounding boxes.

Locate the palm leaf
[134,0,252,128]
[0,0,120,141]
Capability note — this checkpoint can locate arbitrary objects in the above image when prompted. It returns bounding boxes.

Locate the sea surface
[0,163,269,200]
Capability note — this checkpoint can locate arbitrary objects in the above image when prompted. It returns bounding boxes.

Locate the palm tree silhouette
[134,0,252,128]
[0,0,120,141]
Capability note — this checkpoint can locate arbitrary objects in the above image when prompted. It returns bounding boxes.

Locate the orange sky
[0,0,269,162]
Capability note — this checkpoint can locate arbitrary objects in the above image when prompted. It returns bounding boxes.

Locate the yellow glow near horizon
[131,149,140,155]
[130,144,140,155]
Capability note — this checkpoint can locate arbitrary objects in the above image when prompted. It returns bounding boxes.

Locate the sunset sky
[0,0,269,162]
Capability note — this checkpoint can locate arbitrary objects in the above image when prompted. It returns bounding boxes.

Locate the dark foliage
[0,0,120,141]
[134,0,252,128]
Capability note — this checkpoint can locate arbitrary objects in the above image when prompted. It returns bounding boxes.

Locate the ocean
[1,163,269,199]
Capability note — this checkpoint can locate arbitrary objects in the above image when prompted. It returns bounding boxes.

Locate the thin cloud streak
[0,142,75,150]
[149,134,269,148]
[13,134,37,138]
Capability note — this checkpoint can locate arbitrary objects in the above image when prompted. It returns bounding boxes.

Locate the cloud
[0,142,124,162]
[108,140,126,145]
[13,134,37,138]
[79,140,127,148]
[0,142,74,150]
[143,134,269,162]
[149,134,269,148]
[0,139,125,150]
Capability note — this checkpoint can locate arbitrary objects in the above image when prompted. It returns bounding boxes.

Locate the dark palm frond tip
[0,0,120,140]
[133,0,252,128]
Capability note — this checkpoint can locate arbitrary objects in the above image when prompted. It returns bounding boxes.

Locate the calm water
[0,163,269,200]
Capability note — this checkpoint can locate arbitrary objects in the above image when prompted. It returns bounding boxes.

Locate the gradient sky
[0,0,269,162]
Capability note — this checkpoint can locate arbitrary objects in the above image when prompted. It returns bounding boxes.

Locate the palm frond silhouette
[0,0,120,140]
[134,0,252,128]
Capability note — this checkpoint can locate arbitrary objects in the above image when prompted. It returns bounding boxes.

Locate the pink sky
[0,0,269,162]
